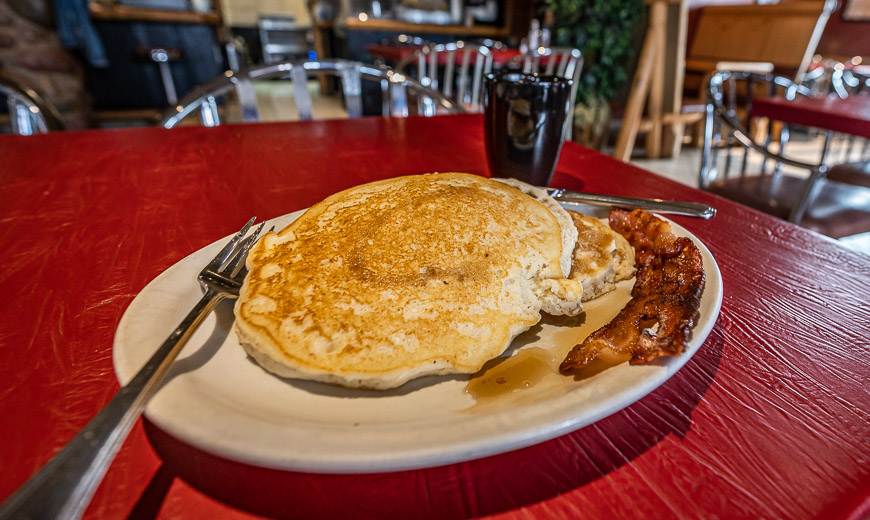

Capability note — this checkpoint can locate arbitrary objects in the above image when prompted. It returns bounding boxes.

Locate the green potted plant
[546,0,644,148]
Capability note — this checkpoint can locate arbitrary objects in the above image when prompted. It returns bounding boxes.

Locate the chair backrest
[396,42,493,113]
[517,46,583,140]
[700,70,822,221]
[701,70,811,185]
[162,59,462,129]
[0,73,63,136]
[519,19,551,57]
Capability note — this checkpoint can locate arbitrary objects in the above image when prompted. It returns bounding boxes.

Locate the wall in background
[221,0,310,27]
[686,0,869,61]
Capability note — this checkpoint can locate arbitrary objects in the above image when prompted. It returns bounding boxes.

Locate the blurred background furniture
[394,41,493,112]
[700,70,870,239]
[517,46,582,85]
[139,46,182,105]
[258,15,310,63]
[765,88,870,192]
[615,0,687,162]
[370,37,513,69]
[0,72,64,135]
[620,0,839,163]
[162,59,460,127]
[685,1,837,87]
[797,56,870,185]
[85,0,226,126]
[516,45,582,140]
[1,0,868,225]
[380,39,580,139]
[0,0,89,129]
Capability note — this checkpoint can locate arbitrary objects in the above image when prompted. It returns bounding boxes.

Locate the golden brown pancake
[234,173,584,389]
[568,212,635,301]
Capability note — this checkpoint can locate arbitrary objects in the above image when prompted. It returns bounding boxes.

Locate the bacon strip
[559,209,705,374]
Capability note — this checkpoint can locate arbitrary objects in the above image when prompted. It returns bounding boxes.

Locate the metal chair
[0,73,63,135]
[802,57,869,100]
[162,60,462,128]
[519,46,582,90]
[800,58,870,183]
[395,41,494,113]
[700,70,870,238]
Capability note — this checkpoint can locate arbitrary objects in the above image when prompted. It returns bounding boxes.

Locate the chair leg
[788,167,825,224]
[818,130,832,166]
[698,103,716,187]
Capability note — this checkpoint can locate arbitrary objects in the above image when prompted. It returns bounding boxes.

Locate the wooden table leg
[645,0,667,159]
[663,0,688,158]
[615,3,661,161]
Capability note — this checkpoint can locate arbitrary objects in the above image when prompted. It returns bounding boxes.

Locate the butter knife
[547,188,716,219]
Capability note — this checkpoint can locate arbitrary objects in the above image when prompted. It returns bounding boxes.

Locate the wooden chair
[162,60,462,128]
[700,70,870,239]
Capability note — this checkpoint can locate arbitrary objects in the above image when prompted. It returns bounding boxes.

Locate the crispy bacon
[559,208,705,374]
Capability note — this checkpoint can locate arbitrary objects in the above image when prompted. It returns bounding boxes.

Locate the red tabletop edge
[752,95,870,139]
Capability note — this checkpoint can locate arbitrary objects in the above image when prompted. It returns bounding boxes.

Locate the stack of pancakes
[234,173,634,389]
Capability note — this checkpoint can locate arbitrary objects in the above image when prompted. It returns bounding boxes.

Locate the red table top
[1,114,868,519]
[752,95,870,139]
[367,43,521,66]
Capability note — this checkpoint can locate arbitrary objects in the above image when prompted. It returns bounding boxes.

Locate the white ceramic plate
[113,203,723,474]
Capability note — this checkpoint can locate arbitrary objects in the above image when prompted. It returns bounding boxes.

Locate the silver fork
[0,217,267,520]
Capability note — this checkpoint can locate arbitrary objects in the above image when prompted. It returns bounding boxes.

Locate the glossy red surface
[0,114,868,519]
[752,95,870,139]
[367,44,521,66]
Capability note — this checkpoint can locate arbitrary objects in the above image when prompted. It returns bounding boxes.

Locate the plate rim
[113,206,723,473]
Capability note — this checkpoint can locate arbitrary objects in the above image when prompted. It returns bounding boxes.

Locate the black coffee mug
[483,72,573,185]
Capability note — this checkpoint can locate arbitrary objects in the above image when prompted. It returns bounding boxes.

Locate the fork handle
[0,289,226,520]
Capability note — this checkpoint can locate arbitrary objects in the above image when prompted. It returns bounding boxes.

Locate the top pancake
[234,173,584,389]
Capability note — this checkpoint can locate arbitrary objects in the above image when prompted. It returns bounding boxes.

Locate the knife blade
[547,188,716,219]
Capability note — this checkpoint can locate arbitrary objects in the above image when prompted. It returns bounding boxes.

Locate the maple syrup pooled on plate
[464,293,636,402]
[465,348,556,400]
[464,345,631,402]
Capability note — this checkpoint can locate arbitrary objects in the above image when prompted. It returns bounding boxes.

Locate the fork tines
[205,218,269,277]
